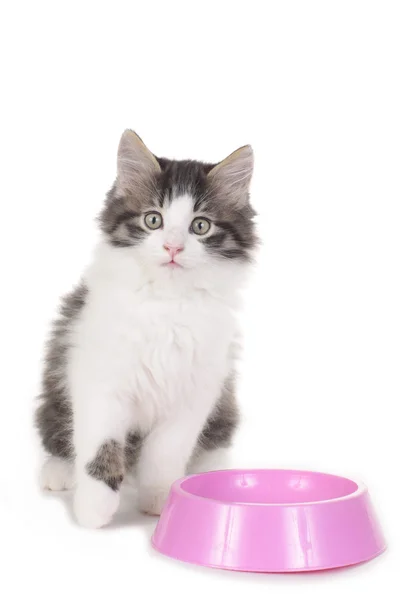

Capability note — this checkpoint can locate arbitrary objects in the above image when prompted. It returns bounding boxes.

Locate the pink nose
[163,244,184,259]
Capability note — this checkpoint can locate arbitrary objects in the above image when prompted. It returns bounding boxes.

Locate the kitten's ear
[208,145,254,207]
[117,130,161,193]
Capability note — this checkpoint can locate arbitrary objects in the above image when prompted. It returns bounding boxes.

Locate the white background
[0,1,399,598]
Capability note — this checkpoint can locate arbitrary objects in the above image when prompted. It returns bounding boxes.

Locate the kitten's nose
[163,244,184,259]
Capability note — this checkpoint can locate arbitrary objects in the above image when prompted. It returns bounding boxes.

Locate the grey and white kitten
[36,130,257,528]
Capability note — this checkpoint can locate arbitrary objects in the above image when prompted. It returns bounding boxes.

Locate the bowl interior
[180,470,358,505]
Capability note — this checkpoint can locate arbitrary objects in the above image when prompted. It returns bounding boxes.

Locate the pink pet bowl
[152,469,385,572]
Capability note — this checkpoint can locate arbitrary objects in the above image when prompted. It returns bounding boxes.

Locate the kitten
[35,130,257,528]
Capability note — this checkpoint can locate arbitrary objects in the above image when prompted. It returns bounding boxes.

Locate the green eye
[191,217,211,236]
[144,212,163,230]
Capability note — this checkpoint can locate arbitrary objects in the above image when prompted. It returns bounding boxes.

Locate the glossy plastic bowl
[152,469,386,572]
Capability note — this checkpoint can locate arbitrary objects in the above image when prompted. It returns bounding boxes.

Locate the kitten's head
[100,130,257,273]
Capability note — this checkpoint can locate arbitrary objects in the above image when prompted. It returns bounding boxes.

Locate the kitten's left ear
[208,145,254,207]
[117,129,161,194]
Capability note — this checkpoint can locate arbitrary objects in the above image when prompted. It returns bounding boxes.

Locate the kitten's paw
[138,486,170,516]
[73,478,120,528]
[40,457,75,491]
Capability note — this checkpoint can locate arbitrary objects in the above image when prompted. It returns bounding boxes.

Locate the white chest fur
[68,243,240,433]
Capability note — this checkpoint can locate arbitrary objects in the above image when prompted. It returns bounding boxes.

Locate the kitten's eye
[191,217,211,236]
[144,212,163,230]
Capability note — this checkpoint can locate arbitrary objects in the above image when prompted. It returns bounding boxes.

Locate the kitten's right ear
[117,130,161,194]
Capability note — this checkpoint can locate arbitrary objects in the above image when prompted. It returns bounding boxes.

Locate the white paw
[40,457,75,491]
[138,486,170,516]
[73,477,120,528]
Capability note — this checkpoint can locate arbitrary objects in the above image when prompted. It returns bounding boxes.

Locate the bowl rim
[172,468,366,508]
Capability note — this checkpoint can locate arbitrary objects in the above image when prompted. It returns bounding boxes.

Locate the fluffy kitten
[36,130,257,528]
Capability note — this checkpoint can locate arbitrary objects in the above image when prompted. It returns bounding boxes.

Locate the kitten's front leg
[137,402,214,516]
[72,390,129,529]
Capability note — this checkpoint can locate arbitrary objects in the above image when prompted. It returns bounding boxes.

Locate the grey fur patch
[124,432,143,470]
[99,186,157,248]
[86,440,124,491]
[35,283,87,459]
[197,374,240,452]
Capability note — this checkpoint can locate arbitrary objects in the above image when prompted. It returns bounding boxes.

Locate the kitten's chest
[86,288,234,394]
[128,295,231,366]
